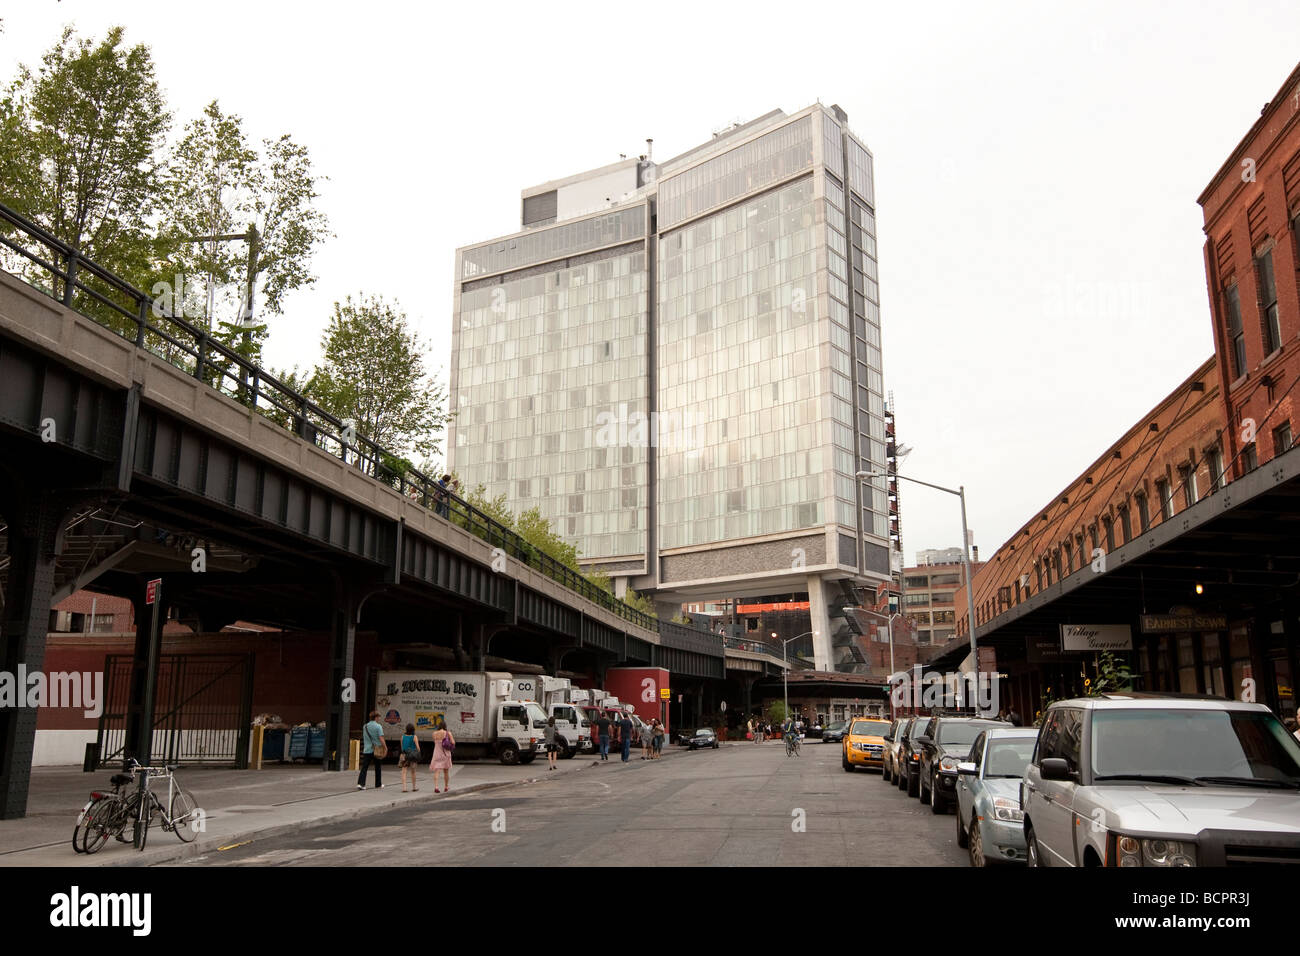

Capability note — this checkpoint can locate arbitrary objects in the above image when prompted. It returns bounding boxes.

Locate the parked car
[956,727,1039,865]
[842,717,891,772]
[897,715,932,797]
[687,728,719,750]
[918,716,1011,813]
[822,720,849,744]
[1022,694,1300,867]
[881,717,906,784]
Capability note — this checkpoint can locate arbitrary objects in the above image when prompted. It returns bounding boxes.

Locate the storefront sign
[1060,624,1133,651]
[1139,613,1227,633]
[1026,636,1066,663]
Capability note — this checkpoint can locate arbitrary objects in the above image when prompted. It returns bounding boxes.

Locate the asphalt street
[179,738,969,866]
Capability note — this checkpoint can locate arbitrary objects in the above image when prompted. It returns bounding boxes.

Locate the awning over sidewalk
[931,444,1300,671]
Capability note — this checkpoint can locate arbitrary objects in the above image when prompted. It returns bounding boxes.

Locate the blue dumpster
[307,727,325,760]
[288,726,310,760]
[262,728,287,762]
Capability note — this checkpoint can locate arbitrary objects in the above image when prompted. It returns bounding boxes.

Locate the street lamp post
[857,471,982,713]
[780,630,817,726]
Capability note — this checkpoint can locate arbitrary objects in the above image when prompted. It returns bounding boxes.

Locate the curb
[99,778,527,867]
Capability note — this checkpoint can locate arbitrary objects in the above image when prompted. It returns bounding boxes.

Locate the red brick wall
[1199,63,1300,476]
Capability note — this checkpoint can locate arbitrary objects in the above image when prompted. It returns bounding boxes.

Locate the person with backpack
[357,710,385,790]
[430,716,455,792]
[399,722,421,792]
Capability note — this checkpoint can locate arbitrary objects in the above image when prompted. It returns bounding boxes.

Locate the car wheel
[931,780,945,814]
[970,820,986,867]
[842,755,852,772]
[920,772,930,804]
[906,767,919,797]
[897,765,907,790]
[955,809,968,848]
[882,763,893,784]
[1025,824,1042,868]
[713,742,718,749]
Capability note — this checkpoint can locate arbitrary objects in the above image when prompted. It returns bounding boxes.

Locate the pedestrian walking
[596,713,612,760]
[619,713,634,763]
[1007,707,1022,727]
[640,719,654,760]
[545,715,559,770]
[357,709,385,790]
[746,717,754,741]
[652,719,665,758]
[430,717,455,792]
[433,474,457,518]
[399,722,421,792]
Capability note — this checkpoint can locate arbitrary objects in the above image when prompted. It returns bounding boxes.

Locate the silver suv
[1021,694,1300,867]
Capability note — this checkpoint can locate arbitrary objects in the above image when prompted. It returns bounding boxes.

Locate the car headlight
[1115,835,1196,867]
[991,797,1023,822]
[939,755,959,772]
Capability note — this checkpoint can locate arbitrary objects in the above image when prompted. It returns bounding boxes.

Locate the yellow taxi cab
[842,716,892,772]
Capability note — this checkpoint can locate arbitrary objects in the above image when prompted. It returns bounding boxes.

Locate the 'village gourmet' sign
[1059,624,1133,651]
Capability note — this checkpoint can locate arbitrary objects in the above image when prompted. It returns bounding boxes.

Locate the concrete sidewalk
[0,744,695,867]
[0,757,564,867]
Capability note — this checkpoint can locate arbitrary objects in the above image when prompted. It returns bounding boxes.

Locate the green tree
[0,27,169,316]
[765,700,789,727]
[309,294,449,468]
[160,100,329,379]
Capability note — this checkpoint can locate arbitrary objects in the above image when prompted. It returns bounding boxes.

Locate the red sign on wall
[604,667,671,735]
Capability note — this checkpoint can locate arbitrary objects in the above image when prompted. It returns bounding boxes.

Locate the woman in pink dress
[429,717,454,793]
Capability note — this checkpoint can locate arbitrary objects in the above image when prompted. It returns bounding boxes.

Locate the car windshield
[827,721,847,731]
[907,720,928,738]
[937,721,1001,747]
[851,721,888,737]
[695,729,713,736]
[984,739,1038,777]
[1091,709,1300,783]
[525,703,549,724]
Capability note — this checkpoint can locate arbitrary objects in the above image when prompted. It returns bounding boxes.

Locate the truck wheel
[498,742,520,765]
[561,747,576,760]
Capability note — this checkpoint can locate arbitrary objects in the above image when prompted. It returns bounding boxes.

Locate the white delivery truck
[374,671,548,765]
[512,676,591,758]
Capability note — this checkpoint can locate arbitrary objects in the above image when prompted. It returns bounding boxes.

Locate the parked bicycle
[72,770,133,853]
[80,761,200,853]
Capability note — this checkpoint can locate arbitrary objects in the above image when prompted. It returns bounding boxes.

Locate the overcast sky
[5,1,1299,564]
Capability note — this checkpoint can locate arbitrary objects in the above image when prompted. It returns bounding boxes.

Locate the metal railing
[0,199,683,638]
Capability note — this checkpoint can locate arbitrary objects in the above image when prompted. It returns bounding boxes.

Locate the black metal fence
[95,653,254,767]
[0,198,684,638]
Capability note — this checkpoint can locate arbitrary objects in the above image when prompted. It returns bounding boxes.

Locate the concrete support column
[324,589,357,772]
[0,492,68,819]
[806,574,834,670]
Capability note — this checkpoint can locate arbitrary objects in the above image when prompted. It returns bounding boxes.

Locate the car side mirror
[916,735,933,745]
[1040,757,1074,782]
[534,720,547,729]
[957,762,977,775]
[883,734,894,742]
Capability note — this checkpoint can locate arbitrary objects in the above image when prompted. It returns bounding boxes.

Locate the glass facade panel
[454,249,649,559]
[461,205,646,279]
[658,116,814,229]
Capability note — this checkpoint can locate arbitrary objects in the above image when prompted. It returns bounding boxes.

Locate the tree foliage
[0,28,169,281]
[309,294,448,463]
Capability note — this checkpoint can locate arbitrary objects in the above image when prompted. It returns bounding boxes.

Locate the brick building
[1199,62,1300,477]
[935,64,1300,723]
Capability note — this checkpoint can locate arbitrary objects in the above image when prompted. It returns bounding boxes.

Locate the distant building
[903,557,982,645]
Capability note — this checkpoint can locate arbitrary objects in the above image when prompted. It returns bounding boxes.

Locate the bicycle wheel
[133,790,155,851]
[170,789,199,843]
[81,795,124,855]
[72,795,101,853]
